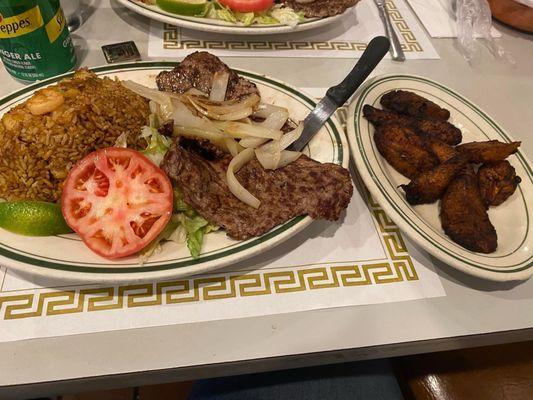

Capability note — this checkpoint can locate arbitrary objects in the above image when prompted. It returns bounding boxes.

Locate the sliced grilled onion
[279,122,304,149]
[239,137,270,148]
[259,109,289,130]
[188,96,253,121]
[253,123,303,169]
[185,94,260,121]
[148,100,158,115]
[253,103,289,119]
[277,150,302,168]
[215,121,283,140]
[255,140,281,170]
[194,94,260,113]
[227,148,260,209]
[210,71,230,102]
[122,80,173,121]
[172,99,221,132]
[184,88,208,97]
[225,137,244,156]
[254,123,303,154]
[173,126,225,146]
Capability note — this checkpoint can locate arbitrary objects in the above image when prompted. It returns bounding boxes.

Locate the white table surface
[1,1,532,398]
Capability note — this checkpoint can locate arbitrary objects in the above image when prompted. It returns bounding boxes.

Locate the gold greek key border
[0,261,417,320]
[162,0,423,52]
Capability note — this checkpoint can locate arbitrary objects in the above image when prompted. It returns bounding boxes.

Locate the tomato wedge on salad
[61,148,173,259]
[218,0,274,13]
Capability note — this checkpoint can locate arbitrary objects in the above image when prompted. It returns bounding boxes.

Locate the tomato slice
[218,0,273,13]
[61,148,173,259]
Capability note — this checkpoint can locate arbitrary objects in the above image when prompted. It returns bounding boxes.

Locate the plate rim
[347,73,533,282]
[0,61,349,282]
[116,0,349,35]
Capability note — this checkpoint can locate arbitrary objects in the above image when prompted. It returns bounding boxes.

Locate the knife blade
[290,36,390,152]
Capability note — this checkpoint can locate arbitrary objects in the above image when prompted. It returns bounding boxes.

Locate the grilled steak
[284,0,359,18]
[161,139,353,240]
[156,52,259,100]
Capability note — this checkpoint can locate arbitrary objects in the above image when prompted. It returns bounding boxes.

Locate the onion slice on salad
[227,148,261,209]
[210,71,230,102]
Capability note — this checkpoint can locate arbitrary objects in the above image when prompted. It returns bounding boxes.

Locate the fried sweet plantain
[363,104,416,127]
[416,119,462,146]
[400,155,468,205]
[374,124,439,179]
[440,167,497,253]
[380,90,450,121]
[478,160,521,207]
[363,105,462,145]
[457,140,521,164]
[422,136,458,163]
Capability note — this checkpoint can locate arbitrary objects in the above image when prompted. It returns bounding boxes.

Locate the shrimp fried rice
[0,69,150,202]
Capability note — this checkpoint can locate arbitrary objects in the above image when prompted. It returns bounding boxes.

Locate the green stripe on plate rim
[130,0,320,28]
[353,74,532,273]
[0,62,343,273]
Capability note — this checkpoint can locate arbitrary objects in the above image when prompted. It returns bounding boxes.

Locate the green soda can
[0,0,77,81]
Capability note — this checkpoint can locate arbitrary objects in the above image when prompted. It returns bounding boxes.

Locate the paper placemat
[405,0,501,38]
[0,155,446,343]
[148,0,439,59]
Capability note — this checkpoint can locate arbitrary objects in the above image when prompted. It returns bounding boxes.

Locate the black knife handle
[326,36,390,106]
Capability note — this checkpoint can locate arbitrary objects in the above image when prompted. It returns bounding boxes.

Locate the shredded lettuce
[172,189,218,258]
[235,12,255,26]
[139,114,171,167]
[139,191,218,261]
[253,13,279,25]
[269,5,303,28]
[199,1,302,27]
[217,7,237,23]
[139,219,180,263]
[135,113,219,262]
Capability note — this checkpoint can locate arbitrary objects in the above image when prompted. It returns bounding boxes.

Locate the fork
[373,0,405,61]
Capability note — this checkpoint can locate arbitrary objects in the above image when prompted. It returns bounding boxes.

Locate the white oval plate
[348,74,533,282]
[117,0,351,35]
[0,62,348,282]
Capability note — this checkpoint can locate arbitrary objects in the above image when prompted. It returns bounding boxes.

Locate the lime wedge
[156,0,208,16]
[0,201,73,236]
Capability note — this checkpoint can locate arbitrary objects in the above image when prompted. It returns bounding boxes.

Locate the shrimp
[26,88,65,116]
[2,111,25,131]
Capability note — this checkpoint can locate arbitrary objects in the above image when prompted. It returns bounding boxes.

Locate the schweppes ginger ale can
[0,0,77,81]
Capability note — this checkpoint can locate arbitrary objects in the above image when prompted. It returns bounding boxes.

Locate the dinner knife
[290,36,390,152]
